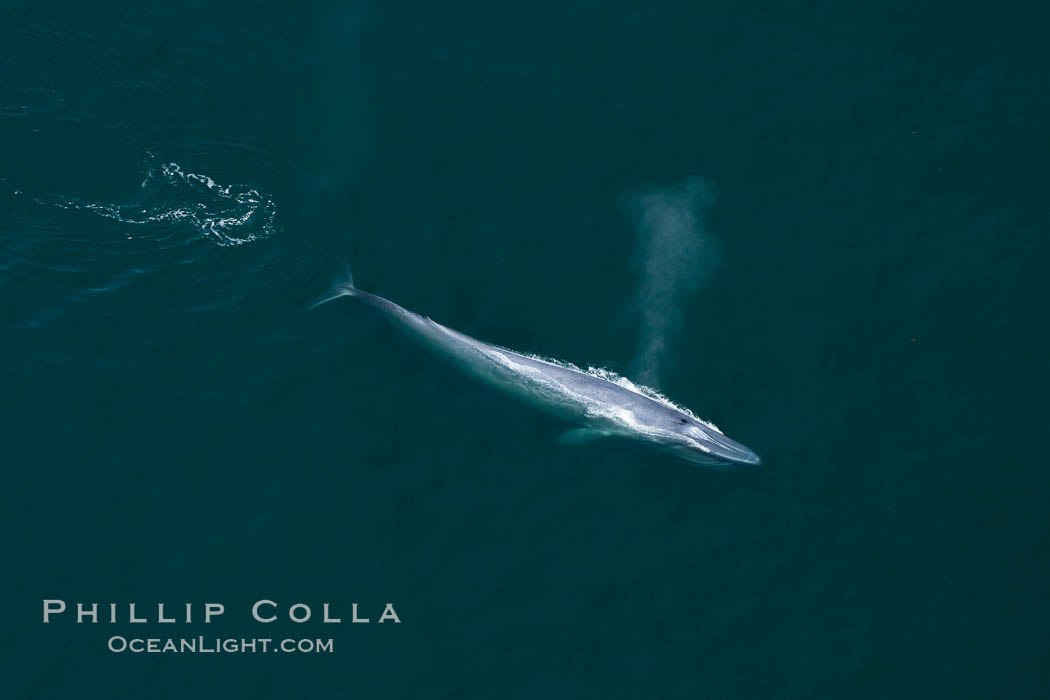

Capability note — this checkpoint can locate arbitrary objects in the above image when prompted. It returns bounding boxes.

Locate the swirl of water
[45,153,279,247]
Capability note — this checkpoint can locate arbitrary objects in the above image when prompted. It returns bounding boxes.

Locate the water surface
[2,1,1047,698]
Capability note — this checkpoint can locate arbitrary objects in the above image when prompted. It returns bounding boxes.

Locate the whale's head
[659,412,761,469]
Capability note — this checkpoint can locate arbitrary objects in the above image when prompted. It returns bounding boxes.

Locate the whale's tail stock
[308,263,358,310]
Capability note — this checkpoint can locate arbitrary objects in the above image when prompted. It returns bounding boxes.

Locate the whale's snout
[707,438,761,467]
[685,425,762,468]
[729,445,762,468]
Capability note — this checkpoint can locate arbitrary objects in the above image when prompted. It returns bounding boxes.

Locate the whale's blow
[623,177,720,388]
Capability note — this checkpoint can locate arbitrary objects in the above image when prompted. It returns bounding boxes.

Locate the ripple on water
[2,145,287,332]
[42,152,279,247]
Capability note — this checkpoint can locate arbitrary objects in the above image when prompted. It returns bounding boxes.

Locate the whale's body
[313,268,760,468]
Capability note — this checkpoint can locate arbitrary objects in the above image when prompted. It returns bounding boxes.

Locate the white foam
[40,155,278,247]
[517,351,724,434]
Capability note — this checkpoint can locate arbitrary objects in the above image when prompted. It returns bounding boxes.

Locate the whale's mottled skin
[312,267,760,468]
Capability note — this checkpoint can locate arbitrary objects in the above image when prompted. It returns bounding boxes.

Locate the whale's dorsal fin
[558,428,610,445]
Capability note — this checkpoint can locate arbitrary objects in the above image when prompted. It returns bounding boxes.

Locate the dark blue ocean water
[2,1,1048,697]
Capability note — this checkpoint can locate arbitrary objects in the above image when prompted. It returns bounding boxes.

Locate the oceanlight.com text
[107,636,334,654]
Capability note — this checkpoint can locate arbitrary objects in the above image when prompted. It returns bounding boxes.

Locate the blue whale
[312,266,760,469]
